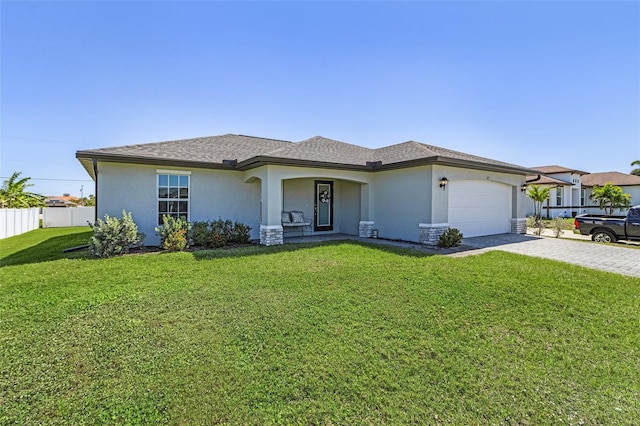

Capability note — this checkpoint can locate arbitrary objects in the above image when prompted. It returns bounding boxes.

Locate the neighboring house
[582,172,640,214]
[76,134,535,246]
[526,166,640,218]
[45,194,80,208]
[527,165,589,218]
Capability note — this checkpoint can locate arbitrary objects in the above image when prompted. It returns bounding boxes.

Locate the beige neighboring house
[76,134,536,246]
[582,172,640,213]
[45,194,80,208]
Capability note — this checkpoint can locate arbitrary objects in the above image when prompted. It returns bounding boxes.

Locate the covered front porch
[244,166,374,246]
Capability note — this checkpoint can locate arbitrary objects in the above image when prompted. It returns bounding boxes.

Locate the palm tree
[525,184,551,220]
[0,172,45,208]
[590,182,631,215]
[631,160,640,176]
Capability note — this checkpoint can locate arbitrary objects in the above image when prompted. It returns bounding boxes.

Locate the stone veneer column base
[419,223,450,245]
[260,225,283,246]
[511,218,527,234]
[359,221,375,238]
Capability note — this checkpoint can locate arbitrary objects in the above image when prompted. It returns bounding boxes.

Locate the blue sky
[1,1,639,197]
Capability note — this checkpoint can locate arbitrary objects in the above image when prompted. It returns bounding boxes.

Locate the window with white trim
[556,187,563,206]
[158,173,189,224]
[580,189,586,206]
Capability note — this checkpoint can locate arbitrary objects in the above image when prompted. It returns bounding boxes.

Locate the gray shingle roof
[375,141,526,169]
[77,133,534,174]
[77,134,292,164]
[261,136,375,165]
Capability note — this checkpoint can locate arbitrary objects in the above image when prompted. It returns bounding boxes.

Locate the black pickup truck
[574,206,640,243]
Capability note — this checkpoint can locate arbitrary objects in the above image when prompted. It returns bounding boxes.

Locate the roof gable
[260,136,375,165]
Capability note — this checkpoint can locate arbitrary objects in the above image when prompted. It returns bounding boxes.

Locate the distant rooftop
[582,172,640,187]
[531,165,590,175]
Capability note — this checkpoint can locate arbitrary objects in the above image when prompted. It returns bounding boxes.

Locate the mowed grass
[1,229,639,424]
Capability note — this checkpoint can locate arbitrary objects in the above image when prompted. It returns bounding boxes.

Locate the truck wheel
[592,230,617,243]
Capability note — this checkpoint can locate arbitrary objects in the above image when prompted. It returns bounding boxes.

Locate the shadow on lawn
[191,239,447,261]
[0,232,92,267]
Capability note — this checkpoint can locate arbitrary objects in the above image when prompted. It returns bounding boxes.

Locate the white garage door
[448,180,512,238]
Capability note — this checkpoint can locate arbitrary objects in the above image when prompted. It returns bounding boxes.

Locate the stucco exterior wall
[372,166,432,242]
[337,180,361,235]
[97,162,261,245]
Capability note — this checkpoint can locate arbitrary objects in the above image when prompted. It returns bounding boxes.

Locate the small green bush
[155,215,191,251]
[209,229,227,248]
[437,228,463,248]
[89,210,144,258]
[191,221,210,247]
[190,218,252,248]
[210,218,233,239]
[229,221,252,244]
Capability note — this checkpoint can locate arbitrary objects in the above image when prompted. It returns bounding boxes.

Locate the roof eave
[76,151,236,171]
[76,151,534,176]
[380,156,535,175]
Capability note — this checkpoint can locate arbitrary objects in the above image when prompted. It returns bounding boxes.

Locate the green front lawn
[1,229,639,424]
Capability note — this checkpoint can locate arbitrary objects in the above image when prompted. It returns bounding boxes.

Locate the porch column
[359,183,375,237]
[259,170,284,246]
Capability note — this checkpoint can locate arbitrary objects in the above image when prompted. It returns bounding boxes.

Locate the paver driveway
[457,234,640,278]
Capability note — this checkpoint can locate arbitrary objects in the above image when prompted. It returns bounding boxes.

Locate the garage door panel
[448,180,511,238]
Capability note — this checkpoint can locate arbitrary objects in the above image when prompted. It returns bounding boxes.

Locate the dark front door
[314,180,334,232]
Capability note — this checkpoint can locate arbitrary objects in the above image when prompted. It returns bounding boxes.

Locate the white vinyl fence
[42,207,95,228]
[0,207,40,239]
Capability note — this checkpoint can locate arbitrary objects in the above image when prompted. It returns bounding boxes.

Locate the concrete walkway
[453,234,640,278]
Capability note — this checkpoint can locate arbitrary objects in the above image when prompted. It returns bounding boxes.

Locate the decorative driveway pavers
[457,234,640,278]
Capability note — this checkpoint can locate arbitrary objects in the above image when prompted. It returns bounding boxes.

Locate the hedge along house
[76,134,535,246]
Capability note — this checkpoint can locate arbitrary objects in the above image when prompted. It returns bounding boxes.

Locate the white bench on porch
[281,211,312,236]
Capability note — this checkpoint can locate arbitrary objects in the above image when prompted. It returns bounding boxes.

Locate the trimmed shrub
[191,221,211,247]
[89,210,144,258]
[155,215,191,251]
[189,218,252,248]
[437,228,463,248]
[209,229,227,248]
[229,221,252,244]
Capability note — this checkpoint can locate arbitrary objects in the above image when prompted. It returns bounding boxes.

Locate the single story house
[76,134,535,246]
[45,194,80,208]
[582,172,640,213]
[526,166,640,218]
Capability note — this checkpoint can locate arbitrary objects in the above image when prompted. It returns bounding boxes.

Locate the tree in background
[526,184,551,220]
[590,183,631,215]
[631,160,640,176]
[80,194,96,206]
[0,172,45,208]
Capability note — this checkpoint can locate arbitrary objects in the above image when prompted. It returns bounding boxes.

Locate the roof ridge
[237,134,293,143]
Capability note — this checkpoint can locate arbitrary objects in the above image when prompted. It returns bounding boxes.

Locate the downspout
[526,174,542,184]
[92,158,98,223]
